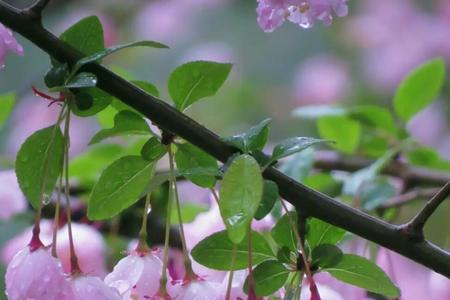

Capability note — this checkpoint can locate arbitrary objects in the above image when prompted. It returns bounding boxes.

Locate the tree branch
[23,0,51,21]
[1,4,450,277]
[402,181,450,238]
[314,151,450,187]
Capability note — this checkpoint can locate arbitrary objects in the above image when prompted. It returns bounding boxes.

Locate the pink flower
[346,0,450,91]
[300,282,345,300]
[256,0,348,32]
[1,220,107,277]
[168,279,222,300]
[104,251,163,299]
[5,246,74,300]
[56,223,107,276]
[0,170,27,220]
[429,271,450,299]
[292,55,350,105]
[0,22,23,68]
[71,275,121,300]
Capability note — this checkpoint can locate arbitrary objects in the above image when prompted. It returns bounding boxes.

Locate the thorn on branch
[400,181,450,240]
[23,0,51,21]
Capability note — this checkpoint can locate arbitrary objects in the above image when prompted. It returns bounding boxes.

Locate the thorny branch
[402,181,450,239]
[1,1,450,278]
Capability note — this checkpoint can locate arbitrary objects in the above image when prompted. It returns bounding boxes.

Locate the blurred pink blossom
[300,282,345,300]
[429,271,450,299]
[2,220,107,277]
[0,169,27,220]
[5,247,74,300]
[133,1,194,43]
[0,22,23,68]
[346,0,450,91]
[7,93,96,157]
[104,251,163,299]
[256,0,348,32]
[377,248,434,300]
[180,42,236,65]
[71,275,121,300]
[293,55,350,105]
[406,102,447,147]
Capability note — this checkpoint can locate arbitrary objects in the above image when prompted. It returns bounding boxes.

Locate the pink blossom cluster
[256,0,348,32]
[0,23,23,68]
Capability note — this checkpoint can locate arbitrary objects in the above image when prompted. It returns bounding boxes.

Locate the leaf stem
[62,105,81,274]
[51,172,63,257]
[279,199,316,294]
[225,244,237,300]
[136,193,152,253]
[168,144,195,279]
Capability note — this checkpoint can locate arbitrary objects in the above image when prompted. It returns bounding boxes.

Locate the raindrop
[42,193,52,205]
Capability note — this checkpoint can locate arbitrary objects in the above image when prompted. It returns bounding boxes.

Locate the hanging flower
[0,22,23,68]
[256,0,348,32]
[71,275,121,300]
[168,278,222,300]
[5,246,74,300]
[104,250,163,299]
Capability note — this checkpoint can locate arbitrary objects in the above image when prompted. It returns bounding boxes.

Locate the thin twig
[313,150,450,187]
[403,181,450,237]
[377,188,439,212]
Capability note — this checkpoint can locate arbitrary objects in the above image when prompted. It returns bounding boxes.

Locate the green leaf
[170,203,208,224]
[271,212,297,251]
[223,118,271,153]
[244,260,290,296]
[141,137,166,162]
[71,88,113,117]
[292,105,347,119]
[60,16,104,56]
[326,254,400,297]
[219,154,263,244]
[89,110,150,145]
[140,171,177,197]
[175,143,218,188]
[74,40,169,70]
[44,64,69,88]
[307,218,346,250]
[272,137,328,162]
[359,178,396,211]
[349,105,396,133]
[191,230,274,270]
[303,173,342,197]
[69,144,125,187]
[254,180,279,220]
[168,60,232,111]
[88,156,155,220]
[311,244,343,268]
[61,72,97,89]
[276,246,293,264]
[394,58,446,122]
[342,150,397,196]
[15,126,65,208]
[317,116,361,154]
[407,146,450,171]
[0,93,15,128]
[280,148,315,182]
[133,80,160,97]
